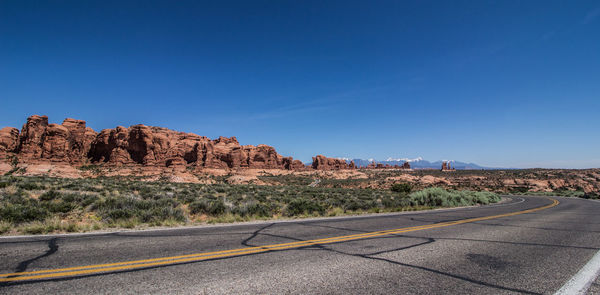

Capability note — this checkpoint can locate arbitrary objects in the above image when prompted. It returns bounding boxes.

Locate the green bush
[207,199,227,215]
[17,182,44,190]
[40,190,60,201]
[391,183,412,193]
[233,201,272,217]
[0,204,49,223]
[408,187,500,207]
[189,200,209,215]
[43,200,75,213]
[93,196,185,223]
[343,198,375,211]
[285,198,325,216]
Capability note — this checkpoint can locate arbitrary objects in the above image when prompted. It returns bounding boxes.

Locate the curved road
[1,196,600,294]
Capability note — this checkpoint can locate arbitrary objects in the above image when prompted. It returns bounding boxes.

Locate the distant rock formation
[441,161,455,171]
[1,115,305,170]
[401,161,411,169]
[367,161,377,169]
[358,159,410,170]
[311,155,353,170]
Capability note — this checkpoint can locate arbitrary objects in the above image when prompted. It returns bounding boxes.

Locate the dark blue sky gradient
[1,1,599,168]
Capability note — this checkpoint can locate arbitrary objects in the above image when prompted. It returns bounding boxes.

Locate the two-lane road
[1,196,600,294]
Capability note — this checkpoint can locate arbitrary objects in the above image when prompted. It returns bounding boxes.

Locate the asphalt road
[1,195,600,294]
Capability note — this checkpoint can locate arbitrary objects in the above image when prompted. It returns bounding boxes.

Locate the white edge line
[0,195,525,240]
[555,249,600,295]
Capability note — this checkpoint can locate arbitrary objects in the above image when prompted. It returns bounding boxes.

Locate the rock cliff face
[2,115,305,170]
[87,126,299,169]
[0,127,20,157]
[7,115,99,164]
[311,155,353,170]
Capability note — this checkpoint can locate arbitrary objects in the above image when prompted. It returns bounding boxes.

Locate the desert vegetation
[260,168,600,196]
[0,176,500,235]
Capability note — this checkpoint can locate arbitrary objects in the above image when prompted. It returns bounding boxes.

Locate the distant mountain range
[338,158,491,170]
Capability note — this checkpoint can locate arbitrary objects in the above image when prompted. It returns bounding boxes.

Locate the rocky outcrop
[62,118,96,162]
[441,161,455,171]
[11,115,96,163]
[87,126,299,169]
[283,157,306,170]
[18,115,49,159]
[2,115,306,170]
[0,127,20,157]
[40,123,71,161]
[311,155,352,170]
[1,116,86,163]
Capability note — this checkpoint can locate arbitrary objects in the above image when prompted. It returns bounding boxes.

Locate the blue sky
[1,1,599,168]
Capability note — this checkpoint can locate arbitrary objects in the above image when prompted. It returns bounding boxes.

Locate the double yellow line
[0,198,559,283]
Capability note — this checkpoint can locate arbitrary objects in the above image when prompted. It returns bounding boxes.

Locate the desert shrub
[0,203,49,223]
[177,189,198,204]
[382,196,410,208]
[42,200,75,213]
[140,206,186,223]
[408,187,499,207]
[391,183,412,193]
[0,175,507,234]
[233,201,272,217]
[343,198,375,211]
[39,191,98,212]
[285,198,325,216]
[0,221,10,234]
[93,196,185,223]
[189,200,209,215]
[40,190,61,201]
[207,199,227,215]
[60,193,99,207]
[17,182,44,190]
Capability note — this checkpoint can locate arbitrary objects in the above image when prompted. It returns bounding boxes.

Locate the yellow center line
[0,198,559,282]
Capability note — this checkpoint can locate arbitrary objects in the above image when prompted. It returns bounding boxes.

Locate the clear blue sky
[1,1,599,168]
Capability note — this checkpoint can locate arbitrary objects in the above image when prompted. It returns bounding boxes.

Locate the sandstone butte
[0,115,368,171]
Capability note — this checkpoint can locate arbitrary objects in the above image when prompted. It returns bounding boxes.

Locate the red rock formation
[441,161,455,171]
[10,115,96,163]
[18,115,49,159]
[283,157,306,170]
[311,155,352,170]
[1,115,311,171]
[243,144,283,169]
[87,126,298,169]
[0,127,19,157]
[41,123,71,161]
[401,161,411,169]
[62,118,93,162]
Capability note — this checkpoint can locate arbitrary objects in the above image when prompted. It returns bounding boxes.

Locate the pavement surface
[1,195,600,294]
